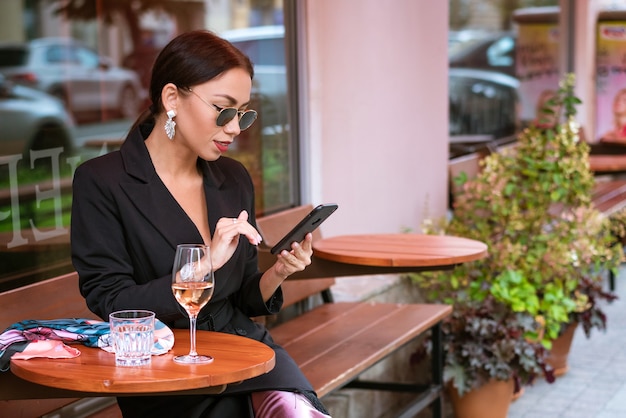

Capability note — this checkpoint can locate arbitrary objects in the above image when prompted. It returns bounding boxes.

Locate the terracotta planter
[449,378,514,418]
[546,321,578,377]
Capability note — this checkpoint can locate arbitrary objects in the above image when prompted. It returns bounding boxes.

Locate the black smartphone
[270,203,338,254]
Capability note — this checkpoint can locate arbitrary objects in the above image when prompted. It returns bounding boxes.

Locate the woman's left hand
[271,233,313,279]
[210,210,262,270]
[259,233,313,301]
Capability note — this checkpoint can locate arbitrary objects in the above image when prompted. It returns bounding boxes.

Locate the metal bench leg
[431,322,444,418]
[392,322,446,418]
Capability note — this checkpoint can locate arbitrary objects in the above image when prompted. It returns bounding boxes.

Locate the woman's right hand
[210,210,263,270]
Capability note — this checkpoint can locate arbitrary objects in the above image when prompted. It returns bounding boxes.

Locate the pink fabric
[11,340,81,360]
[251,391,331,418]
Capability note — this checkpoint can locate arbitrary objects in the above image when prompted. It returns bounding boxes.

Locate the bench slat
[271,302,451,398]
[0,272,97,330]
[592,180,626,216]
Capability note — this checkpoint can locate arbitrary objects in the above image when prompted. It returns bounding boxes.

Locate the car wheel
[118,85,139,119]
[29,123,72,155]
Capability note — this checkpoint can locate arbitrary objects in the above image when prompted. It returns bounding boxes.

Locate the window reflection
[222,25,293,212]
[0,1,294,290]
[447,1,559,152]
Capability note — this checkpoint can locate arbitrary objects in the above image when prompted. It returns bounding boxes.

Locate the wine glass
[171,243,215,364]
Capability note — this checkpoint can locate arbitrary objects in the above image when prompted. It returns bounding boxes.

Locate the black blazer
[71,123,319,417]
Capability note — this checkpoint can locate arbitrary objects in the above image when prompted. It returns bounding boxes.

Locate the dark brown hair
[134,30,254,127]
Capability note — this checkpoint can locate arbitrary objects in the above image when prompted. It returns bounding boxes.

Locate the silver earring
[165,109,176,140]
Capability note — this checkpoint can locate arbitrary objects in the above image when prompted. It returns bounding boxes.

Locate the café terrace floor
[507,265,626,418]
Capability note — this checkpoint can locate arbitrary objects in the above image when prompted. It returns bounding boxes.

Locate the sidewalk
[507,267,626,418]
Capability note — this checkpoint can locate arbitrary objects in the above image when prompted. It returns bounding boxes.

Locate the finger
[225,211,248,226]
[282,241,310,261]
[300,233,313,248]
[237,210,249,222]
[277,251,309,273]
[289,234,313,255]
[247,230,263,246]
[230,210,262,246]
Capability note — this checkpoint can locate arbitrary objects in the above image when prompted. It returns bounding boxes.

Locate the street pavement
[507,267,626,418]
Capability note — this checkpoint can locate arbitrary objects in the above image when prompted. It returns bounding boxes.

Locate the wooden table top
[312,233,488,267]
[258,233,488,279]
[10,329,275,396]
[589,154,626,173]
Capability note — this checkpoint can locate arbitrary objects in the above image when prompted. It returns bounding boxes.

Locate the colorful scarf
[0,318,174,371]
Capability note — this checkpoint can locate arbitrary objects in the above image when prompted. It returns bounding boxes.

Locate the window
[75,47,100,68]
[46,45,78,64]
[448,0,560,152]
[0,1,298,291]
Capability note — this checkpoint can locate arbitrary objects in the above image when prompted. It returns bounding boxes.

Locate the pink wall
[302,1,450,235]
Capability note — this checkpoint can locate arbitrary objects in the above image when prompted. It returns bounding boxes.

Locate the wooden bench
[1,207,452,418]
[590,179,626,217]
[256,205,452,417]
[589,178,626,291]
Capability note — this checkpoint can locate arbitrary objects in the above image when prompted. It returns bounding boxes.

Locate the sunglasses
[186,88,258,131]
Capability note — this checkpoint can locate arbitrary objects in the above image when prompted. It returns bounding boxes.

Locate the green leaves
[491,270,539,315]
[437,298,545,396]
[412,73,622,394]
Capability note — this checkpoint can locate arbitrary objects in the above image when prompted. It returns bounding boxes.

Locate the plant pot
[448,378,514,418]
[546,321,578,377]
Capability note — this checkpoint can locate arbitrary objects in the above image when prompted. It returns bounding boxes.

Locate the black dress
[70,122,327,417]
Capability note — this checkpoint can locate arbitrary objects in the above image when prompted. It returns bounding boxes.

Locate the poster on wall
[515,22,560,125]
[596,21,626,144]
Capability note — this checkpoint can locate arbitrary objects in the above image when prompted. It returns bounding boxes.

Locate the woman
[71,30,330,417]
[602,88,626,144]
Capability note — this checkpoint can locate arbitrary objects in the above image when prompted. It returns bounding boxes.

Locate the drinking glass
[109,310,155,366]
[171,244,215,364]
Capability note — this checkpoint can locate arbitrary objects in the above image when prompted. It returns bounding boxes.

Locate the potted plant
[413,265,551,417]
[412,73,622,417]
[410,284,549,417]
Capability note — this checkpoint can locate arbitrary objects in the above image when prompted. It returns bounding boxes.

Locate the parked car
[448,31,520,155]
[0,37,145,121]
[449,68,520,155]
[449,31,517,78]
[0,74,74,157]
[221,25,288,130]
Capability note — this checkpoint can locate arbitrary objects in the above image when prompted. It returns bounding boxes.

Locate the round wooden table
[313,233,488,267]
[263,233,488,280]
[10,330,275,395]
